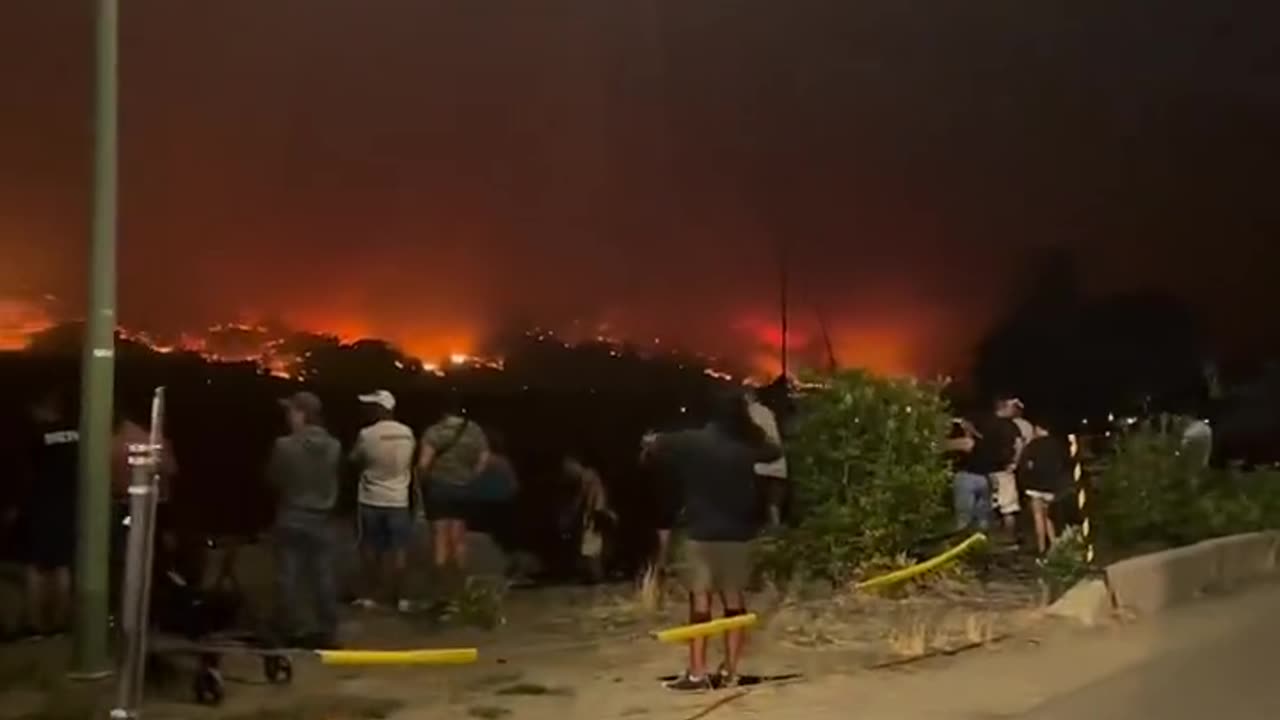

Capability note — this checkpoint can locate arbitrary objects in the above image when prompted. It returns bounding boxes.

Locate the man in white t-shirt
[349,390,416,611]
[747,391,788,528]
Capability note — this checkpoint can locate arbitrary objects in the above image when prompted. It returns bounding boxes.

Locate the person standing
[946,418,991,532]
[1017,420,1070,555]
[19,390,79,638]
[267,391,341,648]
[349,390,416,612]
[563,455,616,584]
[985,397,1025,537]
[109,404,178,616]
[647,390,781,691]
[416,404,488,592]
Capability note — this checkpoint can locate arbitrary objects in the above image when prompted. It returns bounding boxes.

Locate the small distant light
[679,406,687,413]
[449,353,469,365]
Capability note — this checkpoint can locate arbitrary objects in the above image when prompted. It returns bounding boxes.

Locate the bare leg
[1044,507,1058,548]
[431,521,449,569]
[1031,500,1049,555]
[449,519,468,572]
[720,592,748,677]
[687,592,711,678]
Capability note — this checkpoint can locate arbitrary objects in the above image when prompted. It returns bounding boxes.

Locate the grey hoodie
[268,425,341,513]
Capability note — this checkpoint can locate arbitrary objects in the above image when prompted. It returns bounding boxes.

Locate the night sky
[1,1,1277,375]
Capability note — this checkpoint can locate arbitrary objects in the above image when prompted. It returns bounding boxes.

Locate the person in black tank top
[20,390,79,637]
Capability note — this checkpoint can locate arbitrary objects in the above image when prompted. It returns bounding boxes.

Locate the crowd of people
[7,374,1098,694]
[2,382,791,693]
[946,396,1073,555]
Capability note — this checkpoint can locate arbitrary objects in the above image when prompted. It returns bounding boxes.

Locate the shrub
[1040,526,1089,600]
[1095,416,1280,552]
[761,370,954,584]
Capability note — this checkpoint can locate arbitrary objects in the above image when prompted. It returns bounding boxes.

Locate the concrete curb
[1050,531,1280,623]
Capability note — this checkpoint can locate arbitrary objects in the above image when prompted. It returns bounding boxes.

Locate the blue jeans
[274,508,338,640]
[358,504,414,553]
[953,472,993,531]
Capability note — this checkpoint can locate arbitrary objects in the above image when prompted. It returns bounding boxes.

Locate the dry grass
[963,612,996,646]
[637,564,662,613]
[887,616,931,658]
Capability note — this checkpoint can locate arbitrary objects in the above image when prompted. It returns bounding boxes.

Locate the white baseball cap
[357,389,396,411]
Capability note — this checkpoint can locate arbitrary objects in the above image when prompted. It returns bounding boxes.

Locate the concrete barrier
[1198,532,1279,590]
[1104,531,1280,616]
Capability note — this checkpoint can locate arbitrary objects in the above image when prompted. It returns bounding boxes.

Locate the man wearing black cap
[267,391,342,647]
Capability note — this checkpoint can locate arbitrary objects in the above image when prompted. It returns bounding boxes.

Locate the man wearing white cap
[350,390,416,612]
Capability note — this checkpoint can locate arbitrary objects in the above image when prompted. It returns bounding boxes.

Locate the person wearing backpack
[416,401,489,590]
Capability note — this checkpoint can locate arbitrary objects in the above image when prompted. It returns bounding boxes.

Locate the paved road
[733,580,1280,720]
[1020,583,1280,719]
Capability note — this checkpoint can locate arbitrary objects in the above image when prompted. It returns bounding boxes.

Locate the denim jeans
[953,471,993,531]
[274,508,338,640]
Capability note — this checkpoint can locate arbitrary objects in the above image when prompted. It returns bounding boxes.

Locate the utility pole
[777,236,789,380]
[71,0,118,680]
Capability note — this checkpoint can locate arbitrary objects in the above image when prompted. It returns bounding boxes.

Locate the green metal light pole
[71,0,118,680]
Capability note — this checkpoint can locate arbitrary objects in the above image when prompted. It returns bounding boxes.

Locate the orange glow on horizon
[0,298,54,351]
[0,295,936,380]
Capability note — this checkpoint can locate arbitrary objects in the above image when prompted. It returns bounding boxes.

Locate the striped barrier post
[1068,434,1095,564]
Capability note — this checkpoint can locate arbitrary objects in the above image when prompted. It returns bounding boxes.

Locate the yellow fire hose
[308,534,984,666]
[652,613,759,644]
[315,648,479,666]
[854,532,988,591]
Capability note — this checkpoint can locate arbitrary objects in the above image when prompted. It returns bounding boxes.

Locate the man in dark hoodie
[268,391,342,647]
[645,390,781,691]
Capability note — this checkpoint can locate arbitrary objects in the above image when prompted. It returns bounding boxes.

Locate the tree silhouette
[973,247,1206,422]
[290,337,424,392]
[973,246,1082,416]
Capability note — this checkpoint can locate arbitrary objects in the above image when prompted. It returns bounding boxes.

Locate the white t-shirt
[350,419,416,507]
[748,399,788,479]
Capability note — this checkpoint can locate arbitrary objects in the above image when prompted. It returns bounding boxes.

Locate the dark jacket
[650,424,781,542]
[268,425,341,513]
[1017,436,1070,495]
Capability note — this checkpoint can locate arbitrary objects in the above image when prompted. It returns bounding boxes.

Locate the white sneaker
[396,599,415,614]
[351,598,378,610]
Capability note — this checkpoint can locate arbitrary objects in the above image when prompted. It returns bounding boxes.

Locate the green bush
[760,370,954,584]
[1040,526,1090,600]
[1095,417,1280,552]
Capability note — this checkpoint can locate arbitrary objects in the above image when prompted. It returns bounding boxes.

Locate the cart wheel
[193,667,225,706]
[263,655,293,685]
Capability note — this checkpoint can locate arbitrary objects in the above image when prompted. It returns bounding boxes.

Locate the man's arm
[348,430,366,465]
[473,426,491,473]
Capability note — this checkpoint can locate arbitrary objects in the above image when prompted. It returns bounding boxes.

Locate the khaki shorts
[991,472,1021,515]
[684,540,753,595]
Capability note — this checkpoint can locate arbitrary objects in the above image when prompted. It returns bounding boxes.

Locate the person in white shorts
[987,397,1025,535]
